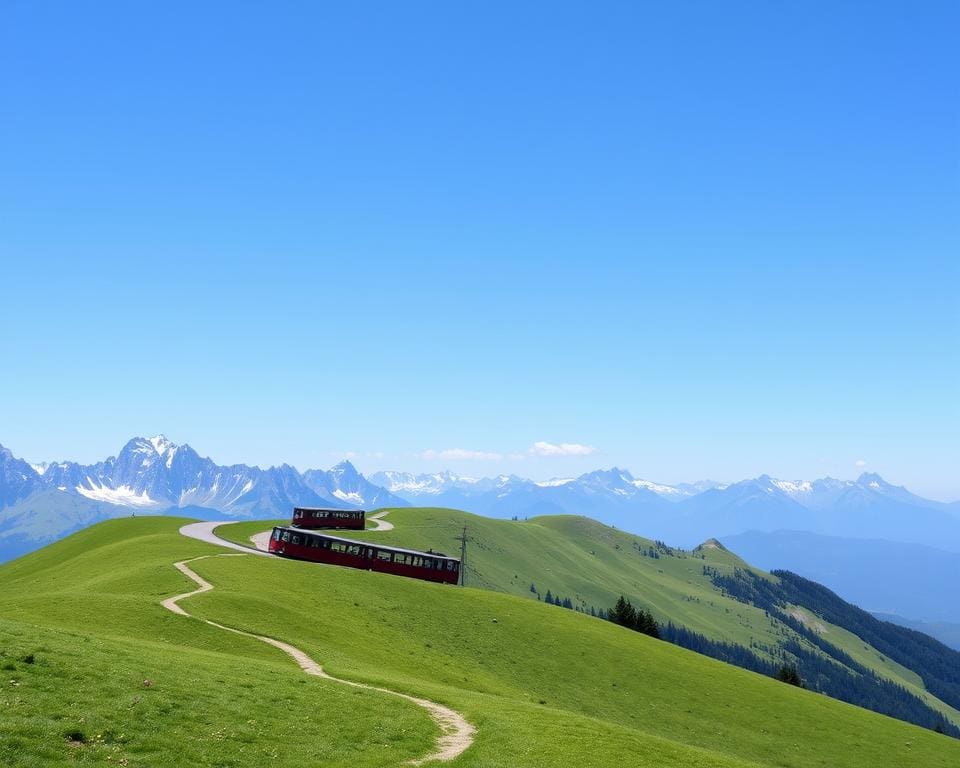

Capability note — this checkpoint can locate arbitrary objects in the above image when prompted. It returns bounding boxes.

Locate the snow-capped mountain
[369,470,522,497]
[304,461,407,509]
[666,473,960,550]
[0,436,408,561]
[371,466,960,551]
[373,468,699,503]
[373,467,680,523]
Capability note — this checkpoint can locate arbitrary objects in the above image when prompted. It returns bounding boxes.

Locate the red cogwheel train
[268,507,460,585]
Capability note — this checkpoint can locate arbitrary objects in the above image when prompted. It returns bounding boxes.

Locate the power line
[454,525,469,586]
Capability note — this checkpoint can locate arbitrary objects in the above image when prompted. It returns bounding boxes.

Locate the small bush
[21,653,35,665]
[64,729,87,744]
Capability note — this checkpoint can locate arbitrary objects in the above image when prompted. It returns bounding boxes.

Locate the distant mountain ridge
[3,435,958,562]
[373,467,960,551]
[721,529,960,626]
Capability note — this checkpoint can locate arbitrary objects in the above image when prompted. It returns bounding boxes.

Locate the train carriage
[291,506,365,530]
[268,525,460,585]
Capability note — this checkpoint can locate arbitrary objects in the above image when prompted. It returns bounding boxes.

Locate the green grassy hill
[1,516,958,767]
[224,508,960,730]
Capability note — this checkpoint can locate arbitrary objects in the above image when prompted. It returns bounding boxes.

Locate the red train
[291,506,365,530]
[268,525,460,585]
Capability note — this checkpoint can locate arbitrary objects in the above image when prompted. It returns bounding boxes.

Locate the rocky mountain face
[0,444,43,509]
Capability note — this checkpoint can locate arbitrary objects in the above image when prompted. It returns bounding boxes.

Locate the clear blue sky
[1,2,957,498]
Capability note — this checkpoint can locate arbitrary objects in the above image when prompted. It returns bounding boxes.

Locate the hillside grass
[310,509,955,709]
[1,516,958,767]
[222,510,960,727]
[0,618,430,767]
[785,605,960,725]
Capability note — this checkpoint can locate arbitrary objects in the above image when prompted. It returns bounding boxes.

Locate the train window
[447,561,455,571]
[281,531,290,542]
[377,550,391,561]
[292,535,301,545]
[347,545,361,556]
[330,542,344,553]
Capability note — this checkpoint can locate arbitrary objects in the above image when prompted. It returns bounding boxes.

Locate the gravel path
[180,521,272,556]
[166,524,474,764]
[367,510,395,531]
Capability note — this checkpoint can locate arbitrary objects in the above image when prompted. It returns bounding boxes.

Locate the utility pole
[455,525,469,586]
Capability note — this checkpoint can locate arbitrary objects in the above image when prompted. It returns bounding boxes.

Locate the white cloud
[421,448,503,461]
[855,459,867,467]
[529,441,597,457]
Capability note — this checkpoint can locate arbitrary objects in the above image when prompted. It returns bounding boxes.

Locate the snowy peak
[369,470,489,496]
[0,436,410,518]
[378,467,703,504]
[632,478,692,498]
[330,460,361,482]
[770,479,814,496]
[535,477,575,488]
[148,434,175,457]
[857,472,892,491]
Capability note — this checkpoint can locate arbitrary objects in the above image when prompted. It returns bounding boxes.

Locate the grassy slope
[0,518,433,767]
[786,606,960,725]
[237,507,960,724]
[219,512,785,649]
[2,517,957,767]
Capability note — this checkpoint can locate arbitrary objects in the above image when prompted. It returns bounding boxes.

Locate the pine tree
[776,664,803,687]
[611,595,630,626]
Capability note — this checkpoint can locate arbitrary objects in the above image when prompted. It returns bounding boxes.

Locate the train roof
[293,506,365,513]
[273,525,457,561]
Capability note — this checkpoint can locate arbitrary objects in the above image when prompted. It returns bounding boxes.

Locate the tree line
[708,566,959,738]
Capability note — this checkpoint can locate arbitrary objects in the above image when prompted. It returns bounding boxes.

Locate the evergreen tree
[776,664,804,687]
[610,595,630,626]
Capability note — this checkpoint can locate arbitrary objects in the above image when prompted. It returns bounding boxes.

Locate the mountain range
[0,436,405,560]
[3,435,959,566]
[371,468,960,550]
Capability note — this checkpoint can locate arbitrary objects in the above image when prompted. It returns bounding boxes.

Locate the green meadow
[224,507,960,726]
[0,516,957,767]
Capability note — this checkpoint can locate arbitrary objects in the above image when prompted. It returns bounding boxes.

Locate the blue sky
[1,2,957,498]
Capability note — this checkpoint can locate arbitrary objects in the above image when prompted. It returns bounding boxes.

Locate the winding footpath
[164,518,474,765]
